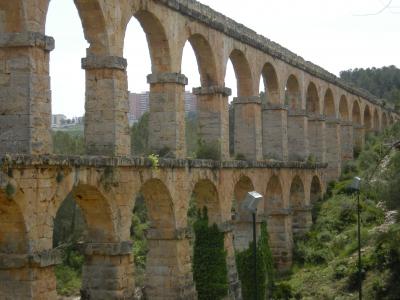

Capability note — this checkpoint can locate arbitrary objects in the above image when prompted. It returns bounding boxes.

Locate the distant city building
[51,114,83,128]
[128,91,197,125]
[128,92,150,125]
[52,114,66,128]
[184,91,197,114]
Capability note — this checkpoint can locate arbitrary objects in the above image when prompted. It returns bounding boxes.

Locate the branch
[354,0,393,16]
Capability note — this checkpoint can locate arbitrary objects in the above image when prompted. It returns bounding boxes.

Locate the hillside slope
[278,124,400,299]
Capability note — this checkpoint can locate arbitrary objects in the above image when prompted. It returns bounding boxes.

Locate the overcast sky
[46,0,400,117]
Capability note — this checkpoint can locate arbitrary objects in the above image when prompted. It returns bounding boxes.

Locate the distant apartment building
[52,114,66,127]
[51,115,83,128]
[128,92,150,125]
[128,91,197,125]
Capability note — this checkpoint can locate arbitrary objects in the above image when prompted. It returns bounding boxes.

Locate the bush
[272,282,293,300]
[236,222,275,300]
[196,139,221,160]
[55,247,84,296]
[193,208,228,300]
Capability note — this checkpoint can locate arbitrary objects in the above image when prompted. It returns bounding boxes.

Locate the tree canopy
[340,66,400,106]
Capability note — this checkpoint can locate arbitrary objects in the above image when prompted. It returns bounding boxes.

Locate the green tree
[131,112,150,156]
[236,222,275,300]
[193,208,228,300]
[340,66,400,106]
[52,131,84,155]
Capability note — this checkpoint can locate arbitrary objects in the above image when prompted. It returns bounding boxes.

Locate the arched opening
[227,59,236,157]
[229,49,259,160]
[190,179,230,298]
[339,95,349,121]
[310,176,322,223]
[306,82,320,116]
[53,185,117,298]
[46,1,87,152]
[324,89,336,118]
[125,11,172,156]
[182,34,223,158]
[265,175,289,268]
[373,108,379,131]
[232,176,255,251]
[382,113,388,129]
[131,11,171,74]
[0,195,28,254]
[352,100,361,125]
[132,179,179,298]
[324,88,340,178]
[310,176,322,205]
[364,105,372,130]
[0,193,30,298]
[289,176,305,237]
[191,179,222,225]
[285,75,301,110]
[260,63,280,105]
[339,95,353,162]
[352,100,363,154]
[229,49,253,97]
[307,82,324,162]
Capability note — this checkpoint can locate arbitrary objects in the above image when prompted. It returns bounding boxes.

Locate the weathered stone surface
[147,72,188,85]
[233,96,262,160]
[193,85,232,96]
[0,32,54,51]
[82,55,127,70]
[287,113,309,161]
[80,241,132,256]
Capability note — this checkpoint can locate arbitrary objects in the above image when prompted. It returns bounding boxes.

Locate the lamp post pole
[252,212,257,300]
[241,191,263,300]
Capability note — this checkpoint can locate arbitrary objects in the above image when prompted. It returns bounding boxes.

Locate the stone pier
[262,104,289,161]
[0,32,54,155]
[308,115,326,163]
[147,73,187,158]
[193,86,231,160]
[340,121,354,163]
[83,55,130,156]
[288,110,309,161]
[325,118,342,180]
[80,242,135,300]
[233,96,262,160]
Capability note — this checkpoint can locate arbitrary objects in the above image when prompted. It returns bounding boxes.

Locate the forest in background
[340,66,400,107]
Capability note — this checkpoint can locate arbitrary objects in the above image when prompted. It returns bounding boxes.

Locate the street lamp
[241,191,263,300]
[348,176,362,300]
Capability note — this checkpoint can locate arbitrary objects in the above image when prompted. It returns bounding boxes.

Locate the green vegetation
[131,112,150,156]
[278,123,400,299]
[340,66,400,106]
[236,222,275,300]
[195,139,221,160]
[53,196,86,296]
[193,208,228,300]
[130,195,149,288]
[52,130,84,155]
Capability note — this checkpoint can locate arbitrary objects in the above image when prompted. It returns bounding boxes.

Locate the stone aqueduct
[0,0,399,299]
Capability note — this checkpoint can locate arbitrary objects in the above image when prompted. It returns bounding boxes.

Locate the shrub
[272,282,293,300]
[235,153,246,161]
[196,139,221,160]
[236,222,275,300]
[193,208,228,300]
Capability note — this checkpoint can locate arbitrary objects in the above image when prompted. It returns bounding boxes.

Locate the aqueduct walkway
[0,0,398,299]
